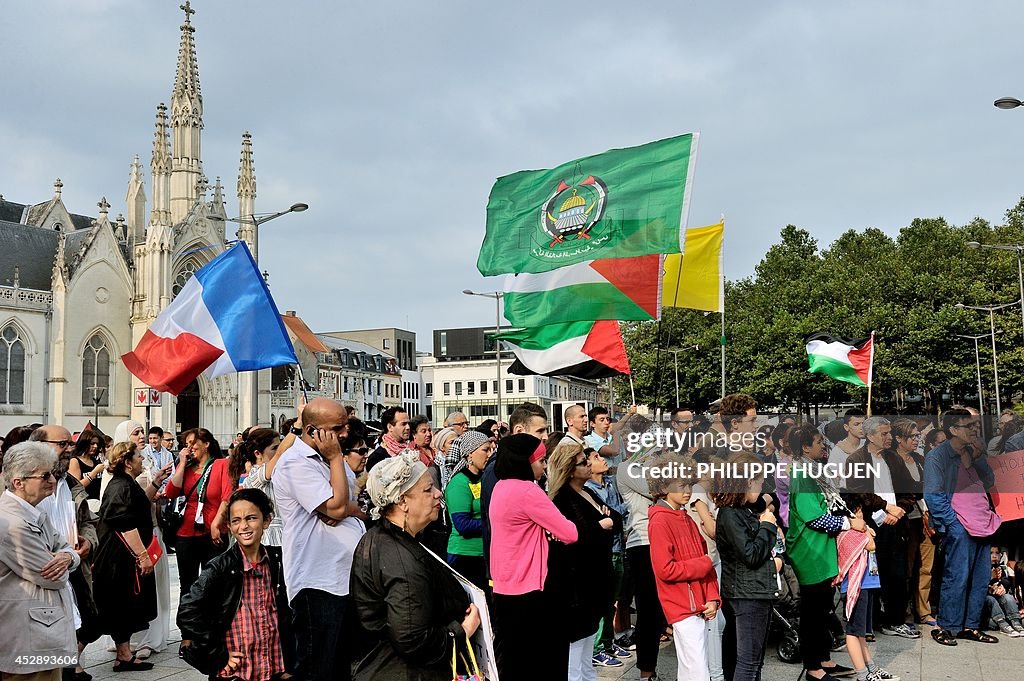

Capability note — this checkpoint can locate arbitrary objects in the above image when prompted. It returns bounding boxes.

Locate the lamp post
[966,241,1024,336]
[87,386,106,429]
[956,300,1019,415]
[225,202,307,428]
[658,345,699,407]
[463,290,505,421]
[954,333,990,424]
[225,202,308,262]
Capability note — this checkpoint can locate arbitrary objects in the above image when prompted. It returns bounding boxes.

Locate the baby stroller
[771,560,802,663]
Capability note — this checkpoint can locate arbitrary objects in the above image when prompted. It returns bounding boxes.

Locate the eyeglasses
[451,421,469,427]
[347,447,370,456]
[954,422,981,431]
[672,419,693,425]
[21,472,55,482]
[42,439,72,448]
[575,459,592,467]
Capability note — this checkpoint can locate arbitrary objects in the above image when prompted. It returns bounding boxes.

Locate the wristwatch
[290,426,303,436]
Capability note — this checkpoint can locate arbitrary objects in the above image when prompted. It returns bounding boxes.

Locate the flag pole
[294,363,310,403]
[866,331,876,417]
[629,373,636,406]
[719,214,726,399]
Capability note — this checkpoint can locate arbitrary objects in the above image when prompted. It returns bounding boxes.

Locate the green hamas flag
[477,133,699,276]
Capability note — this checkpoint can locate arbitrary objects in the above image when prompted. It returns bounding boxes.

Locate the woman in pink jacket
[489,434,578,680]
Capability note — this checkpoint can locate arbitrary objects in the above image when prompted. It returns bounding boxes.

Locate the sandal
[931,628,957,646]
[113,655,154,672]
[956,628,998,643]
[134,646,154,660]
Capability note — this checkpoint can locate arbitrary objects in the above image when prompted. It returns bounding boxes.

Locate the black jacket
[350,520,471,681]
[176,544,295,676]
[716,506,779,600]
[548,486,617,642]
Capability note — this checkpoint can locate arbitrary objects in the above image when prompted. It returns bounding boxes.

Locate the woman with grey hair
[0,442,80,681]
[351,451,481,680]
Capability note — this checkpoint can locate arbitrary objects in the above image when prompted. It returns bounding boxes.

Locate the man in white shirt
[274,398,364,681]
[143,427,175,492]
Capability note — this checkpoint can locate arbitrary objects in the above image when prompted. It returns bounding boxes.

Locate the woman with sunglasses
[342,419,371,521]
[241,428,285,546]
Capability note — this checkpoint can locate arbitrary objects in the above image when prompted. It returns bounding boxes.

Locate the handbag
[156,461,212,540]
[450,633,483,681]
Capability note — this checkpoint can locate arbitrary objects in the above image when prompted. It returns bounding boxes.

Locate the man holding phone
[275,397,364,681]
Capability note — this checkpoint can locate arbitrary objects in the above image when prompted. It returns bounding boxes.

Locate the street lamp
[966,241,1024,336]
[994,97,1024,110]
[658,345,699,408]
[87,386,106,428]
[463,289,505,421]
[956,300,1020,414]
[225,203,309,260]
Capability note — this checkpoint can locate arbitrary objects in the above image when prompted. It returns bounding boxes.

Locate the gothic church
[0,5,272,440]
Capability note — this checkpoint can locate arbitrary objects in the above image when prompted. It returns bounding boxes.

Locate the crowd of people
[1,397,1022,681]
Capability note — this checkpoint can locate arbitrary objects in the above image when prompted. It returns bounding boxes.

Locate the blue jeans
[986,592,1022,627]
[722,599,771,681]
[292,588,351,681]
[937,523,989,632]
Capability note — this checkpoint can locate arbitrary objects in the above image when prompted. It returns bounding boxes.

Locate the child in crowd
[987,546,1024,636]
[713,452,778,681]
[177,488,294,681]
[836,498,898,681]
[648,453,720,681]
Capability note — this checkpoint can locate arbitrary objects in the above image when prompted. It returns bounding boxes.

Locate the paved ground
[80,556,1024,680]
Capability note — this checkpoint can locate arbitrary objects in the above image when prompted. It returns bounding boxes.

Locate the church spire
[169,0,204,224]
[126,155,147,248]
[149,103,171,226]
[236,132,257,255]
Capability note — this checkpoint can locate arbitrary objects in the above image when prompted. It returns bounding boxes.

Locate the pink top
[489,479,578,595]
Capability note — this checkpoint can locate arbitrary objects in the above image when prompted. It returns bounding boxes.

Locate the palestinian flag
[502,255,662,326]
[478,134,699,276]
[496,320,630,379]
[806,333,873,387]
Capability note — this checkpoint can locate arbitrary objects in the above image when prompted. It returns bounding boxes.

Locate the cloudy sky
[4,1,1024,349]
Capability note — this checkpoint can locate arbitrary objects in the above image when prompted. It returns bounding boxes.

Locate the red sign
[134,388,163,407]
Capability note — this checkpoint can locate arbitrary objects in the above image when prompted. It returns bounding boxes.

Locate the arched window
[82,334,110,406]
[0,325,25,405]
[172,259,201,297]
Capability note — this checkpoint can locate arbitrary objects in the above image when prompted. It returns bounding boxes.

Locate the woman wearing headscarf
[92,441,161,672]
[489,434,578,680]
[444,430,495,591]
[351,451,481,681]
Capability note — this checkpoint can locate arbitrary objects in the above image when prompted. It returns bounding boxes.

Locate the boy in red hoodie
[648,453,721,681]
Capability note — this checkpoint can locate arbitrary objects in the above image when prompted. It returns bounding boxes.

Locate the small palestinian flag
[806,332,873,387]
[496,320,630,379]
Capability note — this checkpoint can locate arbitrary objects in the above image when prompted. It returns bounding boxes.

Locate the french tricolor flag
[122,242,297,395]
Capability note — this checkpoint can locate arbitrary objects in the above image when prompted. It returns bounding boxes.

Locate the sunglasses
[22,472,55,482]
[347,447,370,456]
[42,439,72,448]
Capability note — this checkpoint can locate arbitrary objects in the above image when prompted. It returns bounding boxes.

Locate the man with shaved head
[274,398,364,681]
[563,404,588,446]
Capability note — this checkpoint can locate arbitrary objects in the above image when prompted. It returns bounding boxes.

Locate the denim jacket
[923,440,995,535]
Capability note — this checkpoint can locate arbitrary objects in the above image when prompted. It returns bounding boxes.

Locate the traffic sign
[134,388,163,407]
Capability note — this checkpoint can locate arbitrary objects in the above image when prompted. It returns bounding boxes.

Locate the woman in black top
[93,441,165,672]
[352,451,481,681]
[68,434,105,501]
[546,440,617,680]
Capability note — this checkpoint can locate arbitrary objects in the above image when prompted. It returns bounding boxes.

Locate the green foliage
[620,200,1024,413]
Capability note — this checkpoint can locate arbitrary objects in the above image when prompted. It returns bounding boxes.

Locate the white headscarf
[366,450,427,521]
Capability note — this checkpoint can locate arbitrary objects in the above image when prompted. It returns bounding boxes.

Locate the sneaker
[998,622,1020,637]
[867,668,901,681]
[614,632,637,651]
[881,624,920,639]
[609,644,632,658]
[591,652,623,667]
[1012,620,1024,634]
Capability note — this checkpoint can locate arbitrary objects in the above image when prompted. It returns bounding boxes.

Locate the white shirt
[35,482,82,628]
[871,452,897,507]
[274,438,365,600]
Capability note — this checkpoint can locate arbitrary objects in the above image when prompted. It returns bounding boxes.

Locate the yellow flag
[663,221,724,312]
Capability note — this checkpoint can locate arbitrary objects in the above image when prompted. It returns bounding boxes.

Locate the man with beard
[31,425,101,681]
